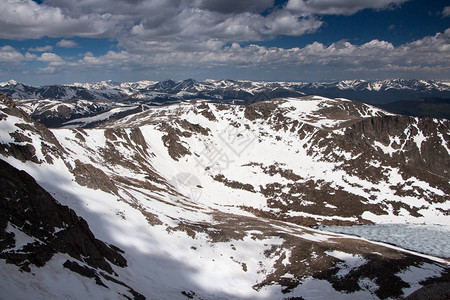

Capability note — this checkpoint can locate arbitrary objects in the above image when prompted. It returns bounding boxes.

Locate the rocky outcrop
[244,101,278,121]
[345,115,450,178]
[0,94,67,164]
[0,92,15,108]
[0,159,126,273]
[160,123,191,161]
[72,159,119,194]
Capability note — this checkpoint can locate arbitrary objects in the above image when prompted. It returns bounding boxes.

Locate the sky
[0,0,449,85]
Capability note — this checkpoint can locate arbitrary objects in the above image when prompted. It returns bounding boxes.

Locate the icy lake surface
[319,224,450,258]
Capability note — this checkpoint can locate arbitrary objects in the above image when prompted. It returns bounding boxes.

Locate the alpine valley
[0,78,449,300]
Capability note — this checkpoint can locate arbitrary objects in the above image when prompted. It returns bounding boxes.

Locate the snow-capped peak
[0,79,19,87]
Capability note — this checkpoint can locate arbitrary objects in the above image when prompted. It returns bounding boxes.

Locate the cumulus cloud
[79,51,141,67]
[0,0,446,81]
[0,0,116,39]
[0,0,410,53]
[285,0,409,16]
[0,46,25,63]
[39,66,56,73]
[195,0,274,14]
[57,39,79,48]
[47,28,448,77]
[127,7,323,55]
[43,0,166,18]
[443,6,450,17]
[25,52,37,60]
[37,53,65,65]
[28,45,54,52]
[0,0,325,53]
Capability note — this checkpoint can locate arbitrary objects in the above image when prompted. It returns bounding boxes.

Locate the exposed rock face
[0,95,66,164]
[0,158,146,299]
[0,159,126,273]
[178,119,210,136]
[244,101,278,121]
[0,92,15,108]
[160,123,192,161]
[345,115,450,178]
[73,159,119,194]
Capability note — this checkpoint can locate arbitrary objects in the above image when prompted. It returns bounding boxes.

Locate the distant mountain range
[1,79,449,127]
[1,78,450,105]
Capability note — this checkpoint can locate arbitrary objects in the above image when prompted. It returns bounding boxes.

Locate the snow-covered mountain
[0,92,449,299]
[14,98,141,128]
[1,78,450,104]
[2,78,449,128]
[297,79,450,103]
[0,79,305,104]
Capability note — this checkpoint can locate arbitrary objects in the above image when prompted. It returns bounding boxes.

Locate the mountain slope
[0,94,449,299]
[0,159,146,299]
[15,97,141,128]
[106,96,449,226]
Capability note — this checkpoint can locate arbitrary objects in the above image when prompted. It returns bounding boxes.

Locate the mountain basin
[318,224,450,259]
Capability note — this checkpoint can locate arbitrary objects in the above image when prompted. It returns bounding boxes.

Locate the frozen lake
[319,224,450,258]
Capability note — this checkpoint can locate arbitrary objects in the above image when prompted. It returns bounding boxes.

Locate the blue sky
[0,0,449,85]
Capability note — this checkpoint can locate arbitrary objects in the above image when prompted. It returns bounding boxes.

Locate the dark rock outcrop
[0,159,126,273]
[160,123,191,161]
[345,115,450,178]
[0,92,15,108]
[72,159,119,194]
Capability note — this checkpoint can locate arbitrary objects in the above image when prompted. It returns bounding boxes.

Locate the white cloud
[194,0,274,14]
[28,45,53,52]
[52,28,448,77]
[261,11,322,36]
[79,51,138,66]
[442,6,450,17]
[0,0,325,53]
[0,0,116,39]
[5,0,399,44]
[39,66,56,73]
[37,53,65,65]
[0,0,447,81]
[56,39,79,48]
[127,7,323,55]
[0,46,25,63]
[285,0,409,16]
[25,52,37,60]
[0,0,410,57]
